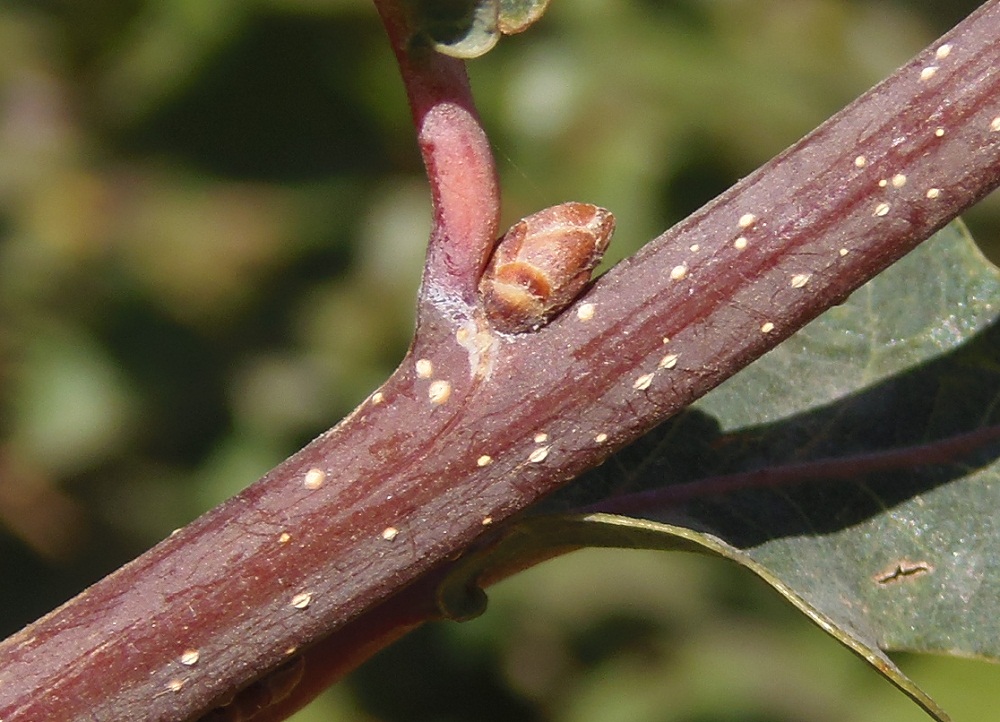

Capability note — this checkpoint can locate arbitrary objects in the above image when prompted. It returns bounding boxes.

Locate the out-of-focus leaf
[498,0,552,35]
[410,0,500,59]
[440,222,1000,722]
[10,328,137,475]
[409,0,554,58]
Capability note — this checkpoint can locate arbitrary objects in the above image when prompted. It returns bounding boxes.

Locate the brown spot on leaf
[874,560,933,585]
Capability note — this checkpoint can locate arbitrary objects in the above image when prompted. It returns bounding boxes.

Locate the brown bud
[479,202,615,333]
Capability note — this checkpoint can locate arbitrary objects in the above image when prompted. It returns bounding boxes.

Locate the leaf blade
[443,221,1000,721]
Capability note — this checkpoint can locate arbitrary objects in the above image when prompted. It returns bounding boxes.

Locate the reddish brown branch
[1,3,999,722]
[373,0,500,305]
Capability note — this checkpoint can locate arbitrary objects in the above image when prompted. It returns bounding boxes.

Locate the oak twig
[1,2,999,721]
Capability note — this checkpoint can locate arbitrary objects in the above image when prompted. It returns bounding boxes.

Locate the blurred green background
[2,1,999,720]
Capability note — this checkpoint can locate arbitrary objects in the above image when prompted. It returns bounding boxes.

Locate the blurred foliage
[406,0,554,58]
[1,1,998,720]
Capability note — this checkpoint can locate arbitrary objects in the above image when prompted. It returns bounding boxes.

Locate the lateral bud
[478,202,615,333]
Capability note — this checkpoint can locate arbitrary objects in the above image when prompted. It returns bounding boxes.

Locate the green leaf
[440,222,1000,721]
[439,512,955,720]
[409,0,500,59]
[407,0,554,58]
[498,0,552,35]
